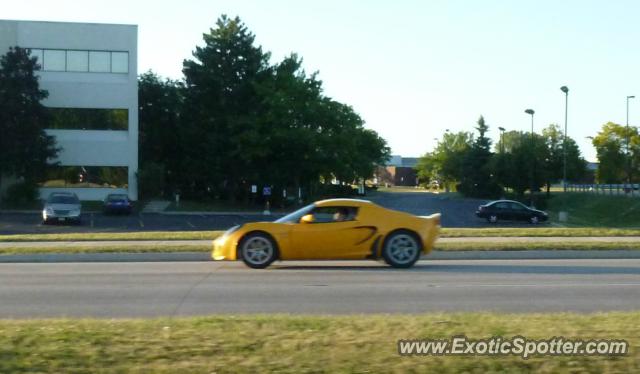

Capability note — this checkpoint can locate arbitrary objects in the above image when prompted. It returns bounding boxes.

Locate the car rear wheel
[530,216,539,224]
[487,214,498,223]
[239,233,278,269]
[382,230,421,268]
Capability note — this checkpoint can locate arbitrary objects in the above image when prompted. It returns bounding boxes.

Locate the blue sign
[263,186,272,196]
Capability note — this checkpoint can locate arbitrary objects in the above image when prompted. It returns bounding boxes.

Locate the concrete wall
[0,20,138,201]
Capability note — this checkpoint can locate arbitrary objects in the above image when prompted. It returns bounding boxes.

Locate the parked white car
[42,192,82,224]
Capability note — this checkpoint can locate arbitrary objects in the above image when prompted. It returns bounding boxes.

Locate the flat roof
[0,19,137,28]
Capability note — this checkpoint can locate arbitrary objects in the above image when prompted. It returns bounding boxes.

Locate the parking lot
[0,211,275,235]
[0,191,542,235]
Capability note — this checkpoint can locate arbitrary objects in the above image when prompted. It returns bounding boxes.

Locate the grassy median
[0,230,223,242]
[3,227,640,243]
[1,312,638,373]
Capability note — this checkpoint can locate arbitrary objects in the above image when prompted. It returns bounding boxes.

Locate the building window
[43,49,66,71]
[28,48,129,74]
[66,50,88,72]
[29,48,43,67]
[89,51,111,72]
[39,166,128,189]
[47,108,128,130]
[111,52,128,73]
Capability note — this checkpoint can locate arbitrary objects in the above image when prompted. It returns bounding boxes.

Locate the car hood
[44,203,81,210]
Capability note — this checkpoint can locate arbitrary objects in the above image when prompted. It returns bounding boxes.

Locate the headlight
[71,209,81,216]
[223,225,241,237]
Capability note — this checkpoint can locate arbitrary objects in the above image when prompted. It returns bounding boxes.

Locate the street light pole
[561,86,569,192]
[525,109,535,206]
[498,127,506,153]
[626,95,635,184]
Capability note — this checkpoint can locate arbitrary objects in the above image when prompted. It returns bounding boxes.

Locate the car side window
[494,202,509,209]
[311,206,358,223]
[510,203,526,210]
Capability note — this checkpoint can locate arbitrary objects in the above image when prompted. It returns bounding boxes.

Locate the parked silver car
[42,192,82,224]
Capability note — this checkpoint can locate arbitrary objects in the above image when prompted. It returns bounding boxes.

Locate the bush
[2,181,39,205]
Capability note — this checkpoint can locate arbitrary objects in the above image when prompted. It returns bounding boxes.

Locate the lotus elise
[212,198,440,269]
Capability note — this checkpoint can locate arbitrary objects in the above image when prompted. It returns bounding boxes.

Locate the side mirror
[300,214,315,224]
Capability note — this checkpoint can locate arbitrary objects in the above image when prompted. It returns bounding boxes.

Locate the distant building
[375,155,419,187]
[0,20,138,201]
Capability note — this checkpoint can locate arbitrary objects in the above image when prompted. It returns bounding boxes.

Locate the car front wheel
[382,230,422,268]
[239,232,278,269]
[487,214,498,223]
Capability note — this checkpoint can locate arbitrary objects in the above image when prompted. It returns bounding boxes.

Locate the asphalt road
[1,259,639,317]
[0,191,514,234]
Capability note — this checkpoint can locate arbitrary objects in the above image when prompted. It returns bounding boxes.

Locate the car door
[493,202,511,220]
[509,202,530,221]
[289,206,374,259]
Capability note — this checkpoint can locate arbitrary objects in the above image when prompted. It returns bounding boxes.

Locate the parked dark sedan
[476,200,548,224]
[103,193,133,215]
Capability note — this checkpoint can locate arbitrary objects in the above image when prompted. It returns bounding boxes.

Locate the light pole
[525,109,535,206]
[626,95,635,184]
[561,86,569,192]
[498,126,506,153]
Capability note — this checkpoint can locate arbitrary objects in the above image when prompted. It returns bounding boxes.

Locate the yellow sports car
[212,198,440,269]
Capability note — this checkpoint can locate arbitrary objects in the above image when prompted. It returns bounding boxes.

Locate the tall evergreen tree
[458,116,501,197]
[0,46,58,191]
[181,15,272,198]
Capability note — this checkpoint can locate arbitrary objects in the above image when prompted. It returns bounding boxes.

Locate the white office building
[0,20,138,200]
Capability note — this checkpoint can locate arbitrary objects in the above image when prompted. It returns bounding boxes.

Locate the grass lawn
[546,192,640,227]
[2,240,640,255]
[1,312,638,373]
[440,227,640,237]
[0,230,223,242]
[4,227,640,244]
[0,244,212,255]
[435,241,640,251]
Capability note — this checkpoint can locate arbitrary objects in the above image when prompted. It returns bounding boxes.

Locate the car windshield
[47,195,79,204]
[274,204,315,223]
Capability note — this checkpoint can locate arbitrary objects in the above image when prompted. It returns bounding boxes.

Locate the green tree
[458,116,501,198]
[592,122,639,183]
[181,15,272,199]
[0,46,58,195]
[179,16,390,201]
[540,124,587,193]
[415,131,472,191]
[138,70,184,197]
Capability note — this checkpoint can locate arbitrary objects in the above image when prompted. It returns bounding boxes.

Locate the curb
[2,250,640,263]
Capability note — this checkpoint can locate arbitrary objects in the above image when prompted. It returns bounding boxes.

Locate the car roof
[314,198,374,207]
[487,200,522,205]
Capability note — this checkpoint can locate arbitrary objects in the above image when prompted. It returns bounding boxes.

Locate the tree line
[138,15,389,203]
[415,116,589,199]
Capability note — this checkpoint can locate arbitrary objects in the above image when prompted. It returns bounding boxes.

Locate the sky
[5,0,640,162]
